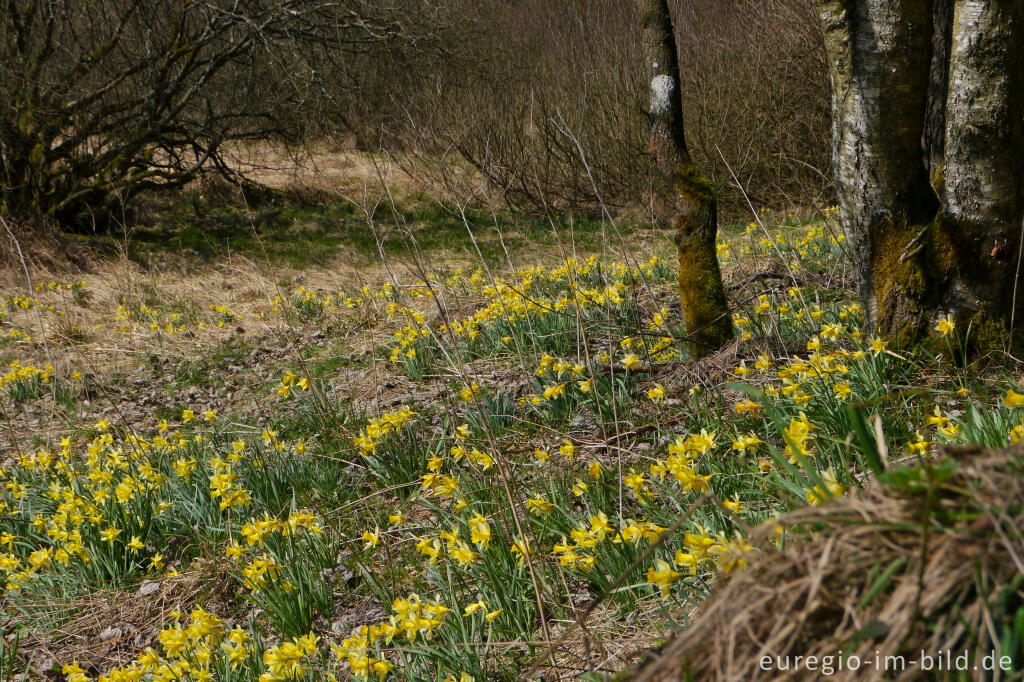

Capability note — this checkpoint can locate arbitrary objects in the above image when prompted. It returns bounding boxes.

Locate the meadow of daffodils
[1,208,1022,680]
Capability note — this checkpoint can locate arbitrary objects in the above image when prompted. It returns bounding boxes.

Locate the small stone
[139,581,160,596]
[99,626,122,641]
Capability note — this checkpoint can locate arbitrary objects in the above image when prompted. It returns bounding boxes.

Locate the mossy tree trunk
[816,0,1024,350]
[637,0,733,358]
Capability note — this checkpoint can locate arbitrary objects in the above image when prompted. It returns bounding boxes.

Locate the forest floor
[1,174,1022,680]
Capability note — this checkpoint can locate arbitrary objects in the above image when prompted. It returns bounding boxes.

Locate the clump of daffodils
[353,407,415,455]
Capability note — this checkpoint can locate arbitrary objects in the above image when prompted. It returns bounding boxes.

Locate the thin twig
[1,216,54,372]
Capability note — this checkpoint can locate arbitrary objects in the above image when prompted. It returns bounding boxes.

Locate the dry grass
[221,141,488,208]
[13,572,215,673]
[629,445,1024,681]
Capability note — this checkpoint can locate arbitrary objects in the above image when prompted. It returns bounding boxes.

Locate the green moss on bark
[869,212,1014,355]
[672,162,732,357]
[965,303,1010,355]
[868,215,932,345]
[672,163,715,211]
[677,230,732,356]
[930,213,988,280]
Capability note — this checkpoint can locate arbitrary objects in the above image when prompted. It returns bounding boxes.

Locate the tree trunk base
[870,213,1020,354]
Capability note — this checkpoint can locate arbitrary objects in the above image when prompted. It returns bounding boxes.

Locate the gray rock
[99,626,122,641]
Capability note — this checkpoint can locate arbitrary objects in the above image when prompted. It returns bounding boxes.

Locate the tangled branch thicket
[0,0,458,230]
[377,0,832,219]
[1,0,831,232]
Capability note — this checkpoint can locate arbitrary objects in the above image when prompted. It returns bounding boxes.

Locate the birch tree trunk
[940,1,1024,348]
[815,0,1024,349]
[816,0,938,338]
[637,0,733,357]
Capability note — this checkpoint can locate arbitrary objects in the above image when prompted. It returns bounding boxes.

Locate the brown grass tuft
[628,446,1024,681]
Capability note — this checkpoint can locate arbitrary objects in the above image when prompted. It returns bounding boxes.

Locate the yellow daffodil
[648,383,666,402]
[806,468,846,505]
[646,559,683,596]
[935,314,954,335]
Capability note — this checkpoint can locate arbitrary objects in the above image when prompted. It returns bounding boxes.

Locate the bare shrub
[0,0,455,230]
[377,0,832,219]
